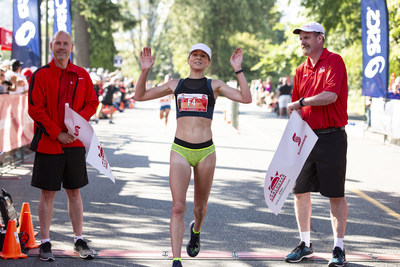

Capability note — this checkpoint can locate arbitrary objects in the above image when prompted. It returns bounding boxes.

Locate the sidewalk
[1,98,399,267]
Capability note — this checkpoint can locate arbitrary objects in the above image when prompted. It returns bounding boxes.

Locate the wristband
[299,97,305,107]
[235,69,243,74]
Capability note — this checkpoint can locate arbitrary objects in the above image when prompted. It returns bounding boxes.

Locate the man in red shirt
[28,31,98,261]
[286,22,348,267]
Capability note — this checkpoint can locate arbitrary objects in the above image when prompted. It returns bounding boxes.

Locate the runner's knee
[172,201,186,216]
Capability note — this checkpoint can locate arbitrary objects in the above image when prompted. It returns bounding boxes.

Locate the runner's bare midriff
[175,116,212,143]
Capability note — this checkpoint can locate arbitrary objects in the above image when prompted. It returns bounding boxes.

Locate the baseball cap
[21,67,33,79]
[1,59,10,68]
[189,43,212,60]
[293,22,325,39]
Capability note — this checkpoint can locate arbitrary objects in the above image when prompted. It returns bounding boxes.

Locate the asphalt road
[1,98,399,267]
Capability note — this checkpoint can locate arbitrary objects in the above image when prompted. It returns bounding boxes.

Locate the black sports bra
[174,78,215,120]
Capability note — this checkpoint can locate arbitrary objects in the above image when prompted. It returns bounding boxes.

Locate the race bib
[177,93,208,112]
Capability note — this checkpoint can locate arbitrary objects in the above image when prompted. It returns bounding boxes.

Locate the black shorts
[31,147,89,191]
[293,130,347,198]
[101,99,113,106]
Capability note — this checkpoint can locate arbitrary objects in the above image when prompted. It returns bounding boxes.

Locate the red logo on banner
[74,126,81,137]
[292,133,308,155]
[98,145,109,169]
[292,133,301,146]
[268,171,287,201]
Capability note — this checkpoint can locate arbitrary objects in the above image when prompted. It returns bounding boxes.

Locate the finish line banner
[361,0,389,98]
[11,0,41,68]
[64,105,115,183]
[264,112,318,215]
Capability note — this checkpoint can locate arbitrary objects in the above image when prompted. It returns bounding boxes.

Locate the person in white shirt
[7,59,28,94]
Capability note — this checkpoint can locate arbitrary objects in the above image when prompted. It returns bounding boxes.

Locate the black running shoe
[73,239,94,259]
[172,259,183,267]
[328,246,346,267]
[285,241,314,262]
[39,241,55,261]
[186,220,200,257]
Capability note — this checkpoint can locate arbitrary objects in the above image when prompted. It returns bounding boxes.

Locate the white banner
[264,111,318,215]
[64,104,115,183]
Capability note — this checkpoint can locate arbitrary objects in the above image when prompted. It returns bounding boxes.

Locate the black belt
[313,127,345,134]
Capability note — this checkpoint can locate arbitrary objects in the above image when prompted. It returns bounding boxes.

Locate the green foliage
[388,0,400,77]
[296,0,400,101]
[167,0,282,81]
[340,40,363,93]
[294,0,364,100]
[74,0,399,101]
[115,0,172,80]
[299,0,361,49]
[74,0,123,70]
[252,27,304,85]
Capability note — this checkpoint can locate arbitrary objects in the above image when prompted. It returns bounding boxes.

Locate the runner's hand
[140,47,155,71]
[230,47,243,72]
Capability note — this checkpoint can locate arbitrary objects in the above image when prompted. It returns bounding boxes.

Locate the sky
[0,0,13,30]
[278,0,302,24]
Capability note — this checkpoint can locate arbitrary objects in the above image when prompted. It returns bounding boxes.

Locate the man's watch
[299,97,305,107]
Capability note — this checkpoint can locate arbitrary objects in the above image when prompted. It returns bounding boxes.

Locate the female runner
[134,43,251,267]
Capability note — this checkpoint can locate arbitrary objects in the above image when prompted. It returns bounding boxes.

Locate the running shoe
[172,259,183,267]
[74,239,94,259]
[328,246,346,267]
[285,241,314,262]
[39,241,55,261]
[186,220,200,257]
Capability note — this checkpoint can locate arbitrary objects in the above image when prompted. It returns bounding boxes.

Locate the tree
[167,0,283,81]
[388,0,400,77]
[116,0,172,80]
[73,1,90,68]
[298,0,400,94]
[73,0,122,70]
[298,0,361,49]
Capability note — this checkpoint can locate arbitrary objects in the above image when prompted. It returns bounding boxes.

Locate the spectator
[286,22,349,267]
[264,77,273,94]
[0,68,10,94]
[21,67,33,82]
[7,59,28,94]
[95,77,120,124]
[28,30,98,262]
[276,77,292,118]
[391,77,400,94]
[1,59,11,74]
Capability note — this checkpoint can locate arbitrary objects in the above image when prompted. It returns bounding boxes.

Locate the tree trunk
[72,2,89,68]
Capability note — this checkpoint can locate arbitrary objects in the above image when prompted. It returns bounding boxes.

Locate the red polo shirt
[292,48,348,129]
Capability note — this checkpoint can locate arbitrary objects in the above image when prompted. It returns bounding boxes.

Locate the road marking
[0,176,21,180]
[351,188,400,221]
[26,249,400,261]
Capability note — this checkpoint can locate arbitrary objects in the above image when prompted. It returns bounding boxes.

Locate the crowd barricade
[370,98,400,139]
[0,94,34,155]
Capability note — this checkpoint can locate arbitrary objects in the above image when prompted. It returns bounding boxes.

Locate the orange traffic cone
[0,220,27,259]
[18,202,38,236]
[18,212,39,249]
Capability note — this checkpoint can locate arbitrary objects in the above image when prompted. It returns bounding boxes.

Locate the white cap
[189,43,212,60]
[1,59,10,67]
[293,22,325,39]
